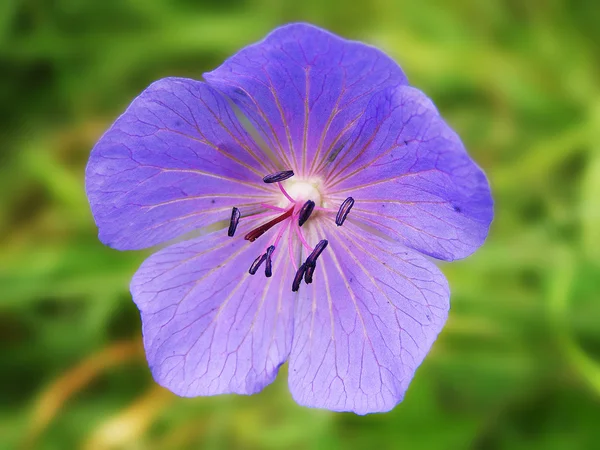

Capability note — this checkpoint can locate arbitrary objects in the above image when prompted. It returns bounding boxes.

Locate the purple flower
[85,23,493,414]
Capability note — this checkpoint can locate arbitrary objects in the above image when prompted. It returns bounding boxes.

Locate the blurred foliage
[1,0,599,449]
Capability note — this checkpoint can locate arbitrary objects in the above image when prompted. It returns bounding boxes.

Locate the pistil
[244,207,294,242]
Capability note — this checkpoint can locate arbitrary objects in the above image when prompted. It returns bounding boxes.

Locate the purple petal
[130,227,295,396]
[204,23,408,177]
[323,86,493,261]
[288,222,449,414]
[86,77,279,250]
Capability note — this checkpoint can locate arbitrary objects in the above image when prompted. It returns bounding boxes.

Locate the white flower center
[280,179,322,207]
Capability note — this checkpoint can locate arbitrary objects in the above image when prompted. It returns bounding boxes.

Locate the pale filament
[270,219,290,251]
[278,181,296,203]
[294,217,313,251]
[287,220,298,271]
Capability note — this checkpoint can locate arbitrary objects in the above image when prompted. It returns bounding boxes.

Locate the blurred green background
[1,0,600,449]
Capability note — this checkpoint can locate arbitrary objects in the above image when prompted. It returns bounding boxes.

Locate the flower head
[85,23,493,414]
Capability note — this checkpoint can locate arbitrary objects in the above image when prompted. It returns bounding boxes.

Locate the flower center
[226,170,354,292]
[280,179,322,207]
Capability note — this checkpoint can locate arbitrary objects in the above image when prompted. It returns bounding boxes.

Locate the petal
[204,23,408,177]
[86,77,279,250]
[288,221,449,414]
[130,226,295,396]
[323,86,493,261]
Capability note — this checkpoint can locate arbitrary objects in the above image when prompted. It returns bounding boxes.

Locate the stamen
[245,207,294,242]
[304,262,316,284]
[228,207,241,237]
[263,170,294,183]
[278,182,296,203]
[287,221,297,271]
[272,220,290,250]
[335,197,355,226]
[265,245,275,277]
[306,239,329,265]
[249,253,267,275]
[298,200,315,227]
[294,220,313,251]
[301,240,328,285]
[292,263,307,292]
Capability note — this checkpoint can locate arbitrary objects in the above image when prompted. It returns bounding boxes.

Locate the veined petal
[324,86,493,261]
[204,23,408,177]
[288,222,449,414]
[130,227,294,396]
[86,77,278,250]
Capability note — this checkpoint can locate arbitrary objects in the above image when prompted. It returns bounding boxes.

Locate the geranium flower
[85,23,493,414]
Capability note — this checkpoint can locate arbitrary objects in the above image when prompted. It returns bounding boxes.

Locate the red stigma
[244,207,294,242]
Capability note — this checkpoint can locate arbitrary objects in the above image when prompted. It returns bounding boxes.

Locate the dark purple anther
[306,240,328,265]
[265,245,275,278]
[263,170,294,184]
[292,263,307,292]
[335,197,354,226]
[304,262,316,284]
[298,200,315,227]
[228,207,241,237]
[249,253,267,275]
